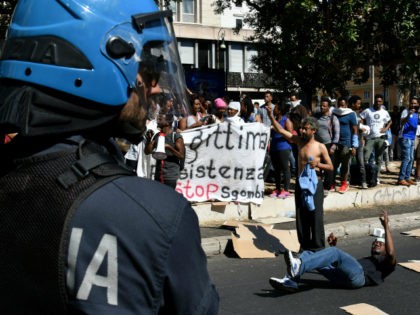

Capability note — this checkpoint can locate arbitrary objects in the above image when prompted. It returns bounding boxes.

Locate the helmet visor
[139,38,190,120]
[103,10,190,118]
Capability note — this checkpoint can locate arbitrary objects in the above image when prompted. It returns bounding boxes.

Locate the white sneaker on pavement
[269,276,299,293]
[284,250,301,278]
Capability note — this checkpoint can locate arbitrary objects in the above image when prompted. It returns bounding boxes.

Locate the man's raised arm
[380,210,396,266]
[266,105,300,144]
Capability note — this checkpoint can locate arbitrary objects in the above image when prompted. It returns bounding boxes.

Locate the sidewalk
[199,161,420,256]
[193,160,420,224]
[201,210,420,256]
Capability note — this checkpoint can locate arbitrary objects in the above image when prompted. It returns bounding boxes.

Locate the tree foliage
[213,0,420,100]
[0,0,17,39]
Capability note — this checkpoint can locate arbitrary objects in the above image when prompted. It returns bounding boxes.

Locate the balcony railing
[226,72,271,89]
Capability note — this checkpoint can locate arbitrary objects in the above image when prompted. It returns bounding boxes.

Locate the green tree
[0,0,17,39]
[213,0,420,104]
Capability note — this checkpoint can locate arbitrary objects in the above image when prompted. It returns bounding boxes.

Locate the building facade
[166,1,415,107]
[346,66,417,109]
[167,0,265,101]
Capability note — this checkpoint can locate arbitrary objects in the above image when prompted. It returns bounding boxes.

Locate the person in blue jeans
[270,210,396,292]
[397,97,419,186]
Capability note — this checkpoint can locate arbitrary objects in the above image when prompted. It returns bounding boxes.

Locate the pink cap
[214,98,227,109]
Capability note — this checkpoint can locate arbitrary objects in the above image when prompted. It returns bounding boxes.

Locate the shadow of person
[255,283,314,297]
[246,224,286,254]
[223,239,239,258]
[299,278,355,290]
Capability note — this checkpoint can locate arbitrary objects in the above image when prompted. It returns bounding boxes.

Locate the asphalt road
[207,228,420,315]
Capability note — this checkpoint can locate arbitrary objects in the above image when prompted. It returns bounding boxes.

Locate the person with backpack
[0,1,218,313]
[144,111,185,189]
[314,97,340,195]
[390,105,402,161]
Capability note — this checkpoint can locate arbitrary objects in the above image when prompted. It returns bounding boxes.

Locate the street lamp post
[216,28,226,70]
[371,65,375,105]
[216,28,227,95]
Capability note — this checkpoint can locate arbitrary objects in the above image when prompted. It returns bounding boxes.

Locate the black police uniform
[0,136,219,314]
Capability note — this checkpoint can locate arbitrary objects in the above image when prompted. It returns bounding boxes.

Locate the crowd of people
[264,92,420,197]
[150,91,399,295]
[128,89,420,200]
[259,92,420,198]
[136,91,411,294]
[6,86,414,195]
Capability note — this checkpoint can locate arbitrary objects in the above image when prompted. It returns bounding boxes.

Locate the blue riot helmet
[0,0,190,137]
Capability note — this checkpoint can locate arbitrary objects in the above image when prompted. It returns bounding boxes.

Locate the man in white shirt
[360,94,392,178]
[289,93,301,108]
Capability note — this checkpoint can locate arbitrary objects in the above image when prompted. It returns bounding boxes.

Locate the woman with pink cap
[212,97,228,124]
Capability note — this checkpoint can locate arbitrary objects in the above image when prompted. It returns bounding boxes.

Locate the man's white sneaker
[284,250,301,278]
[269,276,299,293]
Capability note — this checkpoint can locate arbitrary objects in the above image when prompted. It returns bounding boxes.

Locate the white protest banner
[175,122,270,204]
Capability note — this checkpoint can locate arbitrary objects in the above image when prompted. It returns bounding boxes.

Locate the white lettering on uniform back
[67,228,119,306]
[67,228,83,292]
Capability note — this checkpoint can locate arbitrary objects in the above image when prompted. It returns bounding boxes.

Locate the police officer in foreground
[0,0,218,313]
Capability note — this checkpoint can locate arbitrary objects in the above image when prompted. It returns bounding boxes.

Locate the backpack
[350,163,378,187]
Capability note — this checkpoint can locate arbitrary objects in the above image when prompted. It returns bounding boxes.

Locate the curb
[194,178,420,225]
[201,211,420,256]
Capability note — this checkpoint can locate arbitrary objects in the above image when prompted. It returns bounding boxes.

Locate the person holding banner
[178,98,204,130]
[212,97,228,124]
[226,101,245,124]
[267,106,333,252]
